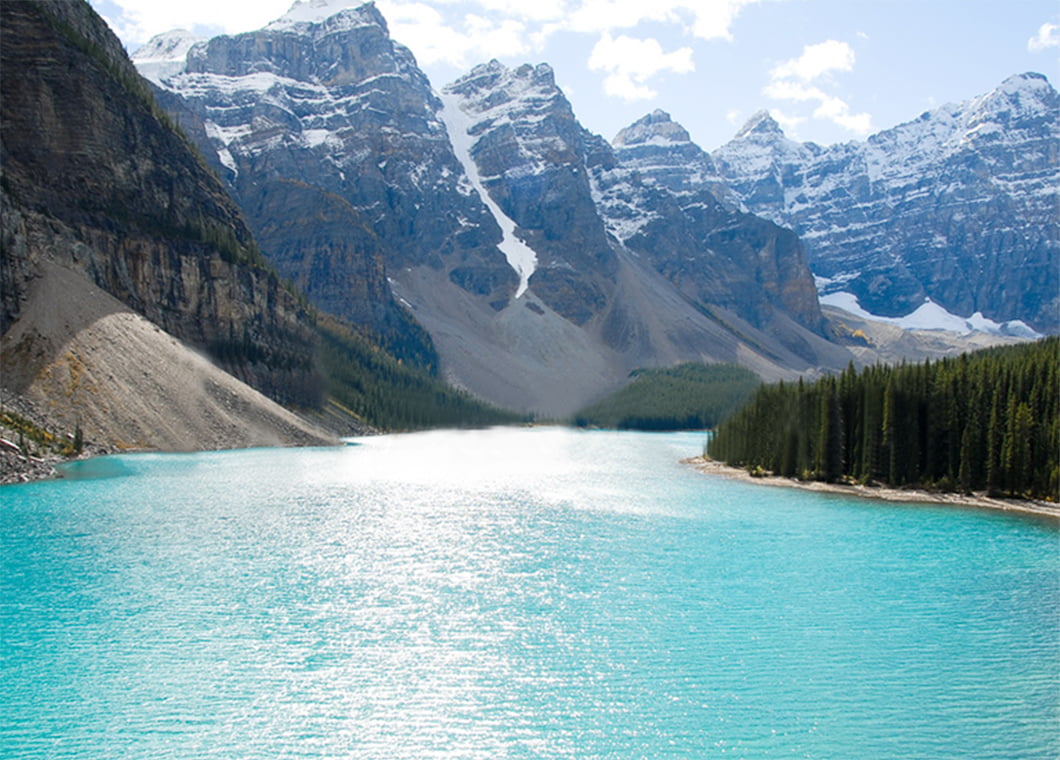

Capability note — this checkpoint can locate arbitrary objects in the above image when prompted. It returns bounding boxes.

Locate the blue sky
[91,0,1059,151]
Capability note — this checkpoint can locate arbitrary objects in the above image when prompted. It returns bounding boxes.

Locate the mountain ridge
[139,9,851,416]
[711,71,1059,333]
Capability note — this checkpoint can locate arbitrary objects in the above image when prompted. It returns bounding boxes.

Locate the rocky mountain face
[138,3,848,415]
[1,0,324,407]
[599,109,825,336]
[712,74,1059,333]
[441,61,619,326]
[136,3,514,365]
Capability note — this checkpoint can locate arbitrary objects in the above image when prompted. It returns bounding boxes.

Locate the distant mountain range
[712,73,1058,335]
[129,0,1056,413]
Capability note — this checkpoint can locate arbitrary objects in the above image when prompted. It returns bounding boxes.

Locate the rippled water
[1,428,1057,758]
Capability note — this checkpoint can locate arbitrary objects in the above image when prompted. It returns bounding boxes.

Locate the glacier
[821,292,1042,338]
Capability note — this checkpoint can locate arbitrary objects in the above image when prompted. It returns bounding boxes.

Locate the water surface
[2,428,1057,758]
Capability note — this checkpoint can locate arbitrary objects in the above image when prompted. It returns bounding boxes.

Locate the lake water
[1,427,1057,759]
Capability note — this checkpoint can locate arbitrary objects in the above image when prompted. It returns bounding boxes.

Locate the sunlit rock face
[713,74,1060,333]
[442,61,619,326]
[143,2,514,362]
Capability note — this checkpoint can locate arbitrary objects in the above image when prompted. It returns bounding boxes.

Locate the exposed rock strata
[1,0,322,407]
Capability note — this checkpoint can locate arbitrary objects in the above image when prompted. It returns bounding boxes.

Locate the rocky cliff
[442,61,619,325]
[713,74,1059,333]
[1,0,322,407]
[136,3,514,363]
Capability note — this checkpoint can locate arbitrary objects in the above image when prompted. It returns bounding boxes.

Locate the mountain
[600,109,825,336]
[128,28,204,84]
[1,0,335,452]
[135,1,511,368]
[138,2,850,415]
[712,74,1059,334]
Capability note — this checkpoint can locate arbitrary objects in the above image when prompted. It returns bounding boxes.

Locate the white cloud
[770,39,854,82]
[1027,22,1060,52]
[588,32,694,101]
[380,2,542,68]
[569,0,765,41]
[383,5,477,67]
[763,78,826,103]
[466,15,533,58]
[765,39,872,136]
[813,95,872,134]
[687,0,756,42]
[89,0,292,47]
[476,0,568,22]
[769,108,806,133]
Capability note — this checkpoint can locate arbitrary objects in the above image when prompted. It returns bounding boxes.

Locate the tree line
[317,315,524,431]
[707,337,1059,501]
[572,362,760,431]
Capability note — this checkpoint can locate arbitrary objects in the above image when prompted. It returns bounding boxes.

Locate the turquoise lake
[1,427,1057,758]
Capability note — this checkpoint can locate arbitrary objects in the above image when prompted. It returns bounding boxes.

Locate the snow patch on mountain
[267,0,375,30]
[822,292,1042,338]
[439,93,537,297]
[130,29,204,85]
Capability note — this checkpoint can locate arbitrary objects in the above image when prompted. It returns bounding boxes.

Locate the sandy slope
[1,262,336,454]
[391,244,853,418]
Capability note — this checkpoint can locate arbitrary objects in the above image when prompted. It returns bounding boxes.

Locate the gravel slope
[1,262,336,456]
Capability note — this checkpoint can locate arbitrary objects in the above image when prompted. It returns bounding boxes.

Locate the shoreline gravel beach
[684,456,1060,520]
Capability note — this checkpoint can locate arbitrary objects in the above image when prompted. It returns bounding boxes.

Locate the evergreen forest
[707,337,1059,500]
[572,363,760,430]
[317,315,524,431]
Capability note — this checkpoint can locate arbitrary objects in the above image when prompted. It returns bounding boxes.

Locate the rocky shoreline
[1,449,61,485]
[684,456,1060,520]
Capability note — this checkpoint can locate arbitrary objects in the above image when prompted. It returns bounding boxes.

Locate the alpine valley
[1,0,1056,467]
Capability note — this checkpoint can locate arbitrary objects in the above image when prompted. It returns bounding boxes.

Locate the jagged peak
[734,110,784,140]
[131,29,205,62]
[446,60,557,97]
[613,109,691,147]
[457,59,513,84]
[998,71,1052,93]
[266,0,387,33]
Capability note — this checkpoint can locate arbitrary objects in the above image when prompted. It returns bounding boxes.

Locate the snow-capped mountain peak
[613,110,691,147]
[609,110,738,206]
[449,61,563,123]
[734,110,785,140]
[131,28,203,61]
[994,71,1053,103]
[266,0,380,30]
